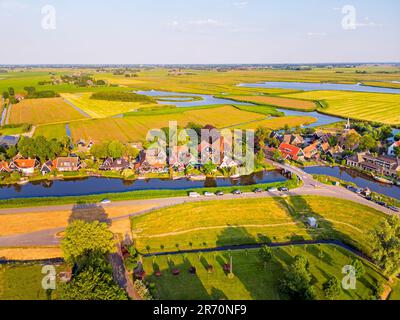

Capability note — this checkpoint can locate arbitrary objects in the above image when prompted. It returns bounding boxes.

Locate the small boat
[17,178,29,185]
[230,174,240,179]
[372,175,394,185]
[395,181,400,186]
[189,175,206,181]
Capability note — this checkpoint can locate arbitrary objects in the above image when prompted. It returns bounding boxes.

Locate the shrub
[133,280,154,300]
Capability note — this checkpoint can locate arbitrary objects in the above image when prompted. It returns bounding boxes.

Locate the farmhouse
[99,157,132,171]
[198,135,225,165]
[10,158,39,176]
[138,148,167,173]
[303,142,320,160]
[55,157,80,172]
[282,134,304,147]
[278,143,304,161]
[169,145,198,171]
[0,161,11,173]
[40,160,56,175]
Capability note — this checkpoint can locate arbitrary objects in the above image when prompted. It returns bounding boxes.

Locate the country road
[0,162,396,247]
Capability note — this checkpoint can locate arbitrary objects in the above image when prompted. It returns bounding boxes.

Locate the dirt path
[109,241,141,300]
[134,222,297,239]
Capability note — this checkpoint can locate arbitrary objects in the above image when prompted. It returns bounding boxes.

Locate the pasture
[0,263,67,300]
[143,245,386,300]
[61,92,161,118]
[131,196,384,255]
[33,123,68,140]
[282,90,400,125]
[8,98,86,125]
[225,95,318,111]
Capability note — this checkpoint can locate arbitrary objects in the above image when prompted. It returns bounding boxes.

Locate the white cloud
[355,17,383,28]
[306,32,328,37]
[233,1,248,9]
[187,19,228,27]
[0,0,28,10]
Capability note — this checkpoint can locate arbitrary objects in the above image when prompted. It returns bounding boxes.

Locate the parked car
[189,192,201,198]
[253,188,263,193]
[267,187,278,192]
[232,189,242,195]
[388,206,399,212]
[278,187,289,192]
[204,192,215,197]
[216,191,224,196]
[100,199,111,204]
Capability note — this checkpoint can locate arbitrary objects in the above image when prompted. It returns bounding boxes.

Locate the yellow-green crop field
[61,92,159,118]
[66,105,314,143]
[282,90,400,125]
[9,98,86,125]
[131,196,384,255]
[34,123,68,140]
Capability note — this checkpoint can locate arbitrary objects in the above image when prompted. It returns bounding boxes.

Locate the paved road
[0,162,396,247]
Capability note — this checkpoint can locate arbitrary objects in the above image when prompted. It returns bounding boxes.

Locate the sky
[0,0,399,64]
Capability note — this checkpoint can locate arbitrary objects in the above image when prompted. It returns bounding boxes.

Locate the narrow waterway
[0,170,286,199]
[303,166,400,200]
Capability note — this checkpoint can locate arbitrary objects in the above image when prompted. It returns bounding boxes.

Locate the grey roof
[0,135,19,147]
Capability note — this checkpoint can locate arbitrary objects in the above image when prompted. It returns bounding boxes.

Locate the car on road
[232,189,242,195]
[189,192,201,198]
[278,187,289,192]
[216,191,224,196]
[204,192,215,197]
[253,188,263,193]
[388,206,399,212]
[267,187,278,192]
[100,199,111,204]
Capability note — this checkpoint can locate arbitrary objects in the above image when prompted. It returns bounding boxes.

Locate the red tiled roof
[278,143,302,160]
[14,159,36,168]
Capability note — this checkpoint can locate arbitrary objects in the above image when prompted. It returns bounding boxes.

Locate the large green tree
[61,220,115,263]
[60,251,127,300]
[279,255,315,300]
[370,215,400,276]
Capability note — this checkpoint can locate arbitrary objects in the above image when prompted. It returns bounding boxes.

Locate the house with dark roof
[346,152,400,178]
[55,157,80,172]
[0,135,19,148]
[99,157,132,171]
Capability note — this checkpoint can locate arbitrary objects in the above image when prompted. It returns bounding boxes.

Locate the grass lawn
[225,95,318,111]
[8,98,86,125]
[0,263,68,300]
[61,92,159,118]
[282,90,400,125]
[131,196,385,255]
[34,123,68,140]
[142,245,386,300]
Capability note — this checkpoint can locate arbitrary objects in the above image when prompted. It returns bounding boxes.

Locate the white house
[307,217,318,228]
[388,141,400,156]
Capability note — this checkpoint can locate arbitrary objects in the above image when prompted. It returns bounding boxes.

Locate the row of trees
[0,136,70,161]
[90,140,140,160]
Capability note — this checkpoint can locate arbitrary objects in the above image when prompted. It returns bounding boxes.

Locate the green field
[0,263,67,300]
[131,196,384,255]
[282,90,400,125]
[34,123,68,140]
[143,245,386,300]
